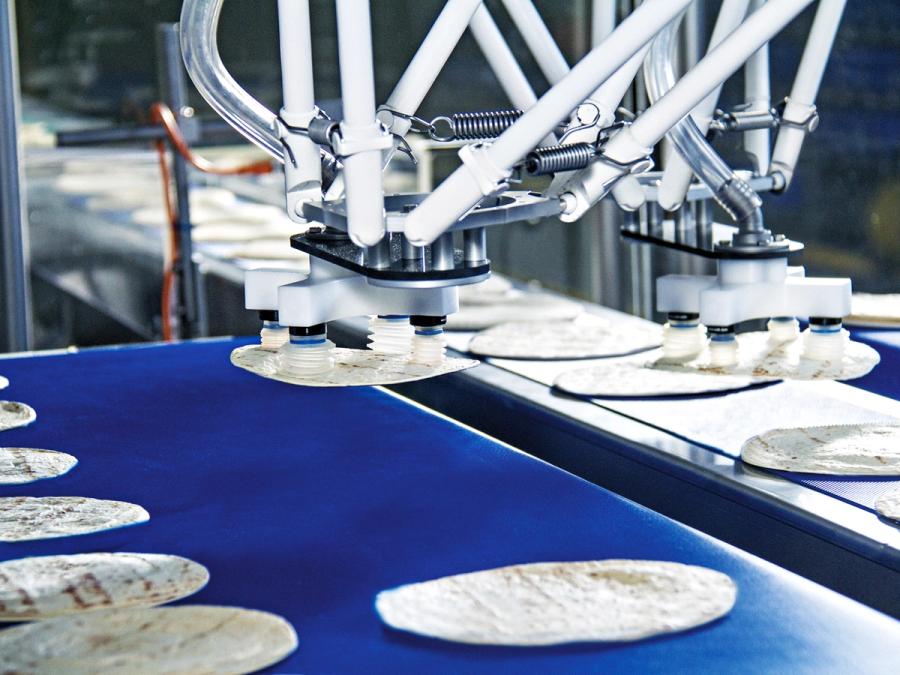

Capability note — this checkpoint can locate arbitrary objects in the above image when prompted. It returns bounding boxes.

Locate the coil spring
[525,143,596,176]
[431,110,523,142]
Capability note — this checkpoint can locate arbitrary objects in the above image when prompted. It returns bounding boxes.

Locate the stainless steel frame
[0,0,32,352]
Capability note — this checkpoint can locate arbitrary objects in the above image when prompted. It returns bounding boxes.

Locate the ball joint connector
[661,313,707,361]
[277,324,336,376]
[258,310,290,351]
[707,325,738,367]
[367,315,414,356]
[803,317,846,363]
[410,316,448,366]
[767,316,800,344]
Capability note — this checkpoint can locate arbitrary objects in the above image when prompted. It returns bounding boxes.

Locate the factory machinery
[180,0,849,374]
[2,3,900,669]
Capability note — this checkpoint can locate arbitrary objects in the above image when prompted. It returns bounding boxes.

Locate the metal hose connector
[644,15,768,242]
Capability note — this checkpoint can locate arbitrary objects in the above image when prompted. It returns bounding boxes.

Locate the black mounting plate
[291,231,490,287]
[621,222,804,261]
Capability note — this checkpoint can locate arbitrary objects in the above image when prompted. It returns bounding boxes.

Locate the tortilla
[740,424,900,475]
[457,274,514,305]
[0,497,150,542]
[375,560,736,646]
[0,447,78,484]
[447,293,583,331]
[554,358,759,398]
[0,375,7,390]
[0,605,297,674]
[875,489,900,522]
[846,293,900,327]
[0,553,209,621]
[0,401,36,432]
[467,317,661,360]
[231,345,478,388]
[651,331,879,382]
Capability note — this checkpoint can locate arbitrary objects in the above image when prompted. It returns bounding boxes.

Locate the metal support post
[0,0,32,352]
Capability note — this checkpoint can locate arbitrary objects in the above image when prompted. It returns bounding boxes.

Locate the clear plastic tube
[643,15,764,232]
[180,0,284,161]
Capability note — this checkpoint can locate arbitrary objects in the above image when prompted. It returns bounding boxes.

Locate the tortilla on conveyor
[0,447,77,484]
[875,489,900,522]
[0,375,7,390]
[554,359,759,398]
[231,345,478,388]
[740,424,900,475]
[447,292,583,331]
[0,553,209,621]
[558,330,880,396]
[0,497,149,542]
[845,293,900,328]
[375,560,737,646]
[467,316,662,360]
[0,605,298,675]
[0,401,36,432]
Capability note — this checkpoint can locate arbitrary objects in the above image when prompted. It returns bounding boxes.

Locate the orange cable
[150,102,274,340]
[150,102,273,175]
[154,138,178,342]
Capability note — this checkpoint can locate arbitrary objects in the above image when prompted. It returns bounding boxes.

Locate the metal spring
[525,143,596,176]
[431,110,523,142]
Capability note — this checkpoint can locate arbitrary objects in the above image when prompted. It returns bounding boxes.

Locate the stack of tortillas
[740,424,900,475]
[0,605,298,674]
[845,293,900,328]
[0,553,209,621]
[467,315,662,360]
[376,560,736,645]
[0,401,36,431]
[554,331,880,399]
[231,345,478,388]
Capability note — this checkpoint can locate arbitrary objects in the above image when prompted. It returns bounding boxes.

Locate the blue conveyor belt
[0,339,897,673]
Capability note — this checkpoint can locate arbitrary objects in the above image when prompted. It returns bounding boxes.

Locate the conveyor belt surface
[0,339,897,673]
[449,321,900,523]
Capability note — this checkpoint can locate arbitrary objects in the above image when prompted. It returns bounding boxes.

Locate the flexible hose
[643,16,765,236]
